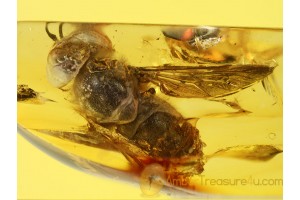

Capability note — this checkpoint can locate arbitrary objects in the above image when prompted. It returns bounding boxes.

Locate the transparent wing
[136,64,275,98]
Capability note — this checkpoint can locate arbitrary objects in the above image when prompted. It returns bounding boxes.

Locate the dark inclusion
[17,85,38,101]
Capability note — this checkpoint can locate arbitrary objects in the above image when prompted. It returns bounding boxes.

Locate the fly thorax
[73,59,139,124]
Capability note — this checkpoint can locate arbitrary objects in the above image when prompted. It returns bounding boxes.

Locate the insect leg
[45,22,58,41]
[208,98,252,118]
[206,145,282,161]
[59,22,64,39]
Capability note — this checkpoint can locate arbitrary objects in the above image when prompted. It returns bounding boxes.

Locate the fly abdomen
[117,95,204,159]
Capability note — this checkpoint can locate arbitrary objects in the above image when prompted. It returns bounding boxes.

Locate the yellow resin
[17,22,282,197]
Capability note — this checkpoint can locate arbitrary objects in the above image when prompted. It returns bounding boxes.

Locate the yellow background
[18,0,282,28]
[17,0,282,199]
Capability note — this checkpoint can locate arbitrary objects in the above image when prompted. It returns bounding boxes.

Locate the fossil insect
[43,23,276,178]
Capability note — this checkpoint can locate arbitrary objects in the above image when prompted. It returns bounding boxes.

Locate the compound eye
[46,29,114,88]
[46,41,90,88]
